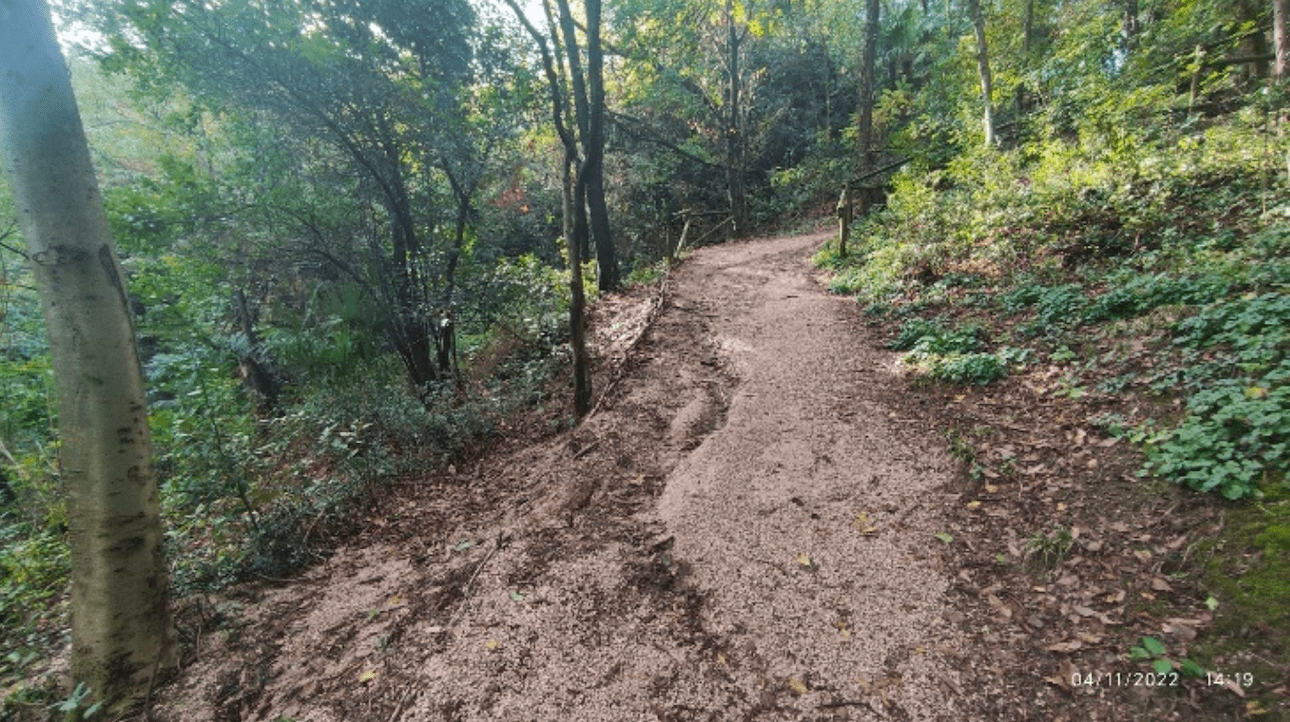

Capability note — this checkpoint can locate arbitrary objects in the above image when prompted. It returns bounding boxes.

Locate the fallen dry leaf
[1046,639,1083,653]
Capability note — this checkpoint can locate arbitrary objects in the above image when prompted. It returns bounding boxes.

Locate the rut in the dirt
[152,232,972,722]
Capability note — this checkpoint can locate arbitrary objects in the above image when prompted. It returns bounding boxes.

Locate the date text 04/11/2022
[1070,671,1255,688]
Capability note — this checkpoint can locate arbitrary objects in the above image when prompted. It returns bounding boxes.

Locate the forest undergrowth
[817,99,1289,717]
[0,254,593,715]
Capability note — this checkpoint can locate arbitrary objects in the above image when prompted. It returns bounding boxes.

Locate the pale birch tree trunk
[0,0,173,710]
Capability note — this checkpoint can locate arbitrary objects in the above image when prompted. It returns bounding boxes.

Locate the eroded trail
[653,234,964,718]
[158,232,970,721]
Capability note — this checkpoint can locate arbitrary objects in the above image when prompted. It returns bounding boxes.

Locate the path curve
[653,232,966,718]
[154,232,973,722]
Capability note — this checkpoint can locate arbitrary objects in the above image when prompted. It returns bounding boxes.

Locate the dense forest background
[2,0,1287,713]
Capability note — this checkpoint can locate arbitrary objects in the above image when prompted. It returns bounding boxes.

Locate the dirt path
[157,232,975,721]
[651,234,965,718]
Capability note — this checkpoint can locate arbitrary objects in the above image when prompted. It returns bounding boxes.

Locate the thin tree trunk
[1242,0,1269,81]
[584,0,619,291]
[726,0,750,238]
[1275,0,1289,82]
[234,289,280,414]
[504,0,591,415]
[568,165,592,415]
[858,0,880,171]
[966,0,997,146]
[1023,0,1034,54]
[1123,0,1139,42]
[554,0,618,291]
[0,0,173,709]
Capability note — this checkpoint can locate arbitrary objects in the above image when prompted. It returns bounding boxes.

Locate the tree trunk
[554,0,618,291]
[1123,0,1139,43]
[1275,0,1289,83]
[234,289,280,415]
[1237,0,1267,82]
[568,165,592,416]
[0,0,173,710]
[504,0,591,415]
[1023,0,1034,54]
[584,0,619,291]
[966,0,997,146]
[725,0,750,238]
[857,0,880,171]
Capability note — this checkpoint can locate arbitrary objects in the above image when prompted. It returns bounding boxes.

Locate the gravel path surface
[653,232,966,719]
[152,231,974,721]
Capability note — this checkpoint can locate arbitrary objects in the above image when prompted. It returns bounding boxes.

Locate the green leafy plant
[889,320,1008,385]
[1025,526,1075,568]
[1129,635,1205,678]
[1141,294,1290,499]
[928,353,1006,385]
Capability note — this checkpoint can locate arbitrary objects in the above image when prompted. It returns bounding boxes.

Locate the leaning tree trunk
[0,0,173,710]
[966,0,997,147]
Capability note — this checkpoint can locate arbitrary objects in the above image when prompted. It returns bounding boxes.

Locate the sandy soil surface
[153,230,981,721]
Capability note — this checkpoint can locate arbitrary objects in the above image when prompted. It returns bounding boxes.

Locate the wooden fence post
[836,181,853,258]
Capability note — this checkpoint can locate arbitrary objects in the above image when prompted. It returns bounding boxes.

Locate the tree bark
[0,0,173,709]
[1123,0,1139,43]
[725,0,750,238]
[234,289,280,415]
[1023,0,1034,54]
[583,0,619,291]
[505,0,591,415]
[966,0,997,146]
[554,0,619,291]
[1275,0,1289,83]
[857,0,881,172]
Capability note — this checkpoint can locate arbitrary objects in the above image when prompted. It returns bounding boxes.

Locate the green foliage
[927,353,1007,385]
[1128,635,1205,679]
[1138,294,1290,499]
[887,318,1010,385]
[626,259,668,287]
[1025,526,1075,568]
[0,526,68,635]
[52,682,103,720]
[1005,284,1088,337]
